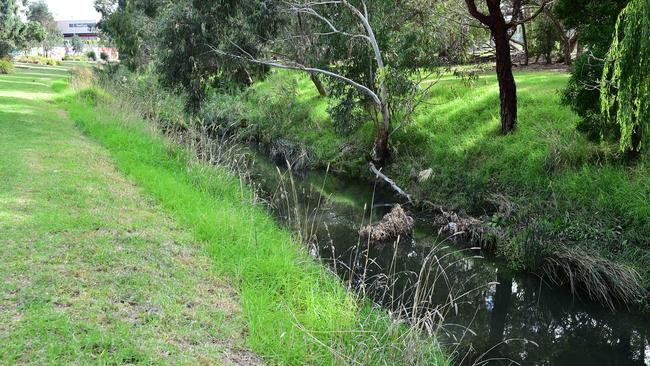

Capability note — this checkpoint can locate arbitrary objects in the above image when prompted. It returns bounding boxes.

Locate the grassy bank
[0,64,257,364]
[216,68,650,308]
[60,68,448,364]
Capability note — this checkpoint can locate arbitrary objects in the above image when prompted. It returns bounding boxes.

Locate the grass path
[0,65,260,364]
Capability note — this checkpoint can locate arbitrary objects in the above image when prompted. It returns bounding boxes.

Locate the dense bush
[86,50,96,61]
[198,93,247,136]
[556,0,629,143]
[100,52,109,61]
[246,74,310,143]
[97,66,189,132]
[562,53,619,142]
[0,58,13,74]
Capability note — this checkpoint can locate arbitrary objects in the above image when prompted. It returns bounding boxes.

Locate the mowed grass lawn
[0,65,259,364]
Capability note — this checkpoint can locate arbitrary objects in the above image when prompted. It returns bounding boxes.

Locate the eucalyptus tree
[0,0,45,58]
[154,0,282,110]
[541,5,577,65]
[94,0,164,70]
[464,0,548,134]
[212,0,444,164]
[601,0,649,155]
[28,0,63,57]
[529,13,559,64]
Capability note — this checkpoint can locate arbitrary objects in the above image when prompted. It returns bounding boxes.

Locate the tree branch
[207,45,382,106]
[507,1,550,28]
[464,0,493,26]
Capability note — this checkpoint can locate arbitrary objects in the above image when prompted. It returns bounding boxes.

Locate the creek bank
[249,133,645,310]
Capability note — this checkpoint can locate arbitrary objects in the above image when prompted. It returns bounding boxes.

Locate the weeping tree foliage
[600,0,650,153]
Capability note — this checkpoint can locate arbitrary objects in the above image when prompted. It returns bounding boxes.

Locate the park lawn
[0,64,259,364]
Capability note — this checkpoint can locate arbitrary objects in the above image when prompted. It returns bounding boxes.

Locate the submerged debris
[359,204,415,243]
[428,203,501,251]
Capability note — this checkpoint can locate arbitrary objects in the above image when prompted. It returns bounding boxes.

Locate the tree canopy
[1,0,45,57]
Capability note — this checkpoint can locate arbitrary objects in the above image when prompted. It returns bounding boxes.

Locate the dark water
[251,157,650,366]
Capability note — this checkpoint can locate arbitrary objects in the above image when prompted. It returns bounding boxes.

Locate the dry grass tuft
[543,246,645,308]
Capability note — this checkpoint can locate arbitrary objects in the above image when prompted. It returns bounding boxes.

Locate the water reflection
[252,160,650,365]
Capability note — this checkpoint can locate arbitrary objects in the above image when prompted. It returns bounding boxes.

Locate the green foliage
[556,0,629,141]
[561,54,616,141]
[1,0,48,57]
[0,58,14,74]
[555,0,630,52]
[601,0,650,153]
[86,50,97,61]
[155,0,281,110]
[100,51,109,61]
[529,15,560,63]
[27,0,62,55]
[198,93,247,134]
[312,1,444,132]
[20,21,46,50]
[71,35,84,54]
[327,90,367,136]
[95,0,162,70]
[0,0,24,57]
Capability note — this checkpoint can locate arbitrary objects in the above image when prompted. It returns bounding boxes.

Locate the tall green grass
[60,80,448,365]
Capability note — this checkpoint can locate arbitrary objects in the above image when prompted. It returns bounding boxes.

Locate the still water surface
[252,159,650,365]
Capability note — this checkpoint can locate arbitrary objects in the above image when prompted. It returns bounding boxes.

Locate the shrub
[0,58,14,74]
[86,51,97,61]
[561,53,618,142]
[16,55,61,66]
[100,52,109,62]
[198,93,247,135]
[247,73,311,141]
[63,54,86,62]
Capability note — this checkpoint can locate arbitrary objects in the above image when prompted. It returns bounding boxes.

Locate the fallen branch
[369,162,412,202]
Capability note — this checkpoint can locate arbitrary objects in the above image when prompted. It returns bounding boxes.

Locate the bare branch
[369,162,412,202]
[207,44,382,106]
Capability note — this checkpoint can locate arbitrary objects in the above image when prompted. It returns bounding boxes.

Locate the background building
[56,20,99,41]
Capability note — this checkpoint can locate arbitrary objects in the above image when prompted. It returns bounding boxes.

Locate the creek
[251,155,650,365]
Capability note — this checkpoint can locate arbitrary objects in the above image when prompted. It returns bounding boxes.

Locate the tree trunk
[562,41,572,66]
[493,24,518,134]
[309,73,328,97]
[371,102,391,164]
[521,23,529,66]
